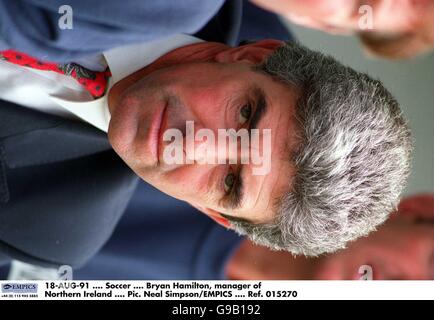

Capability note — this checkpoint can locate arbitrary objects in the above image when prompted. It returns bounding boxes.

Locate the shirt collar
[49,34,202,132]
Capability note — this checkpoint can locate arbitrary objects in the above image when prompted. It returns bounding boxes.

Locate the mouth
[157,104,168,163]
[147,102,167,165]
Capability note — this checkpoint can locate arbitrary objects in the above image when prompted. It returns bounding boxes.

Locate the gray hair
[228,41,413,256]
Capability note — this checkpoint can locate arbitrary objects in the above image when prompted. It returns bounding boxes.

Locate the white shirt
[0,34,202,132]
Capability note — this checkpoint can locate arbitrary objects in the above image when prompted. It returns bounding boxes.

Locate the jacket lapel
[0,99,112,203]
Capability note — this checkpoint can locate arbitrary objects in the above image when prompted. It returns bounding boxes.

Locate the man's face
[108,46,299,225]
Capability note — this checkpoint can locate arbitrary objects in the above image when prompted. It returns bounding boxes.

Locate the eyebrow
[222,87,269,213]
[249,87,268,130]
[220,213,250,224]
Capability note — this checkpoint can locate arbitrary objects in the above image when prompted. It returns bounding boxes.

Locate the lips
[156,103,168,163]
[144,102,167,165]
[145,97,189,167]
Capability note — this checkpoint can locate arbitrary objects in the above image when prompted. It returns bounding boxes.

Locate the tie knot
[0,50,111,98]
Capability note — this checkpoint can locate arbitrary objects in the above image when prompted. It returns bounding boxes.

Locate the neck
[108,42,228,110]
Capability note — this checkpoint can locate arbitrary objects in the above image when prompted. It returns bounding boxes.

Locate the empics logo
[1,283,38,293]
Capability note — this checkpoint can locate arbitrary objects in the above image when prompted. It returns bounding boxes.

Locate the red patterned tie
[0,50,111,98]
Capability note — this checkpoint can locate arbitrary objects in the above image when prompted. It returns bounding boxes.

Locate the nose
[161,118,258,168]
[186,127,250,165]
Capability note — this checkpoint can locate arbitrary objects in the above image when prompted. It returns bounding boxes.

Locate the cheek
[142,165,212,201]
[108,96,141,159]
[177,80,245,130]
[167,67,245,124]
[189,88,226,120]
[373,0,421,32]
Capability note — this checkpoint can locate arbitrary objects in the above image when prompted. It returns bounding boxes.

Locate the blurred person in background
[227,194,434,280]
[251,0,434,58]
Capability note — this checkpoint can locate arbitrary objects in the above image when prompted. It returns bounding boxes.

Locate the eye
[239,104,252,125]
[224,173,236,193]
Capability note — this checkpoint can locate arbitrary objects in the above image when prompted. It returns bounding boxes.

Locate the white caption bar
[0,280,433,300]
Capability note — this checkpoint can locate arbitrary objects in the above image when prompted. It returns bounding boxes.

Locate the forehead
[225,71,300,223]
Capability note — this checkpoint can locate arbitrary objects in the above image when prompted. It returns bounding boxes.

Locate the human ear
[188,203,232,228]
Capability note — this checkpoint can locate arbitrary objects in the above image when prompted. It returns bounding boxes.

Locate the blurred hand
[226,194,434,279]
[225,239,313,280]
[250,0,434,58]
[313,219,434,279]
